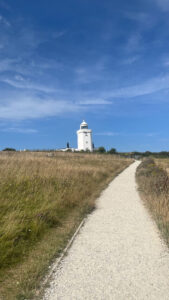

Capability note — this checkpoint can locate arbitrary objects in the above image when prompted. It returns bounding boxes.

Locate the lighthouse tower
[77,120,93,152]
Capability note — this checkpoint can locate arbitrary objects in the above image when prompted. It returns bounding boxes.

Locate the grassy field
[136,158,169,248]
[0,151,132,299]
[155,158,169,175]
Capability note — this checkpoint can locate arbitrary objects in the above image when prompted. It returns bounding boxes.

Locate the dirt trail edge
[43,161,169,300]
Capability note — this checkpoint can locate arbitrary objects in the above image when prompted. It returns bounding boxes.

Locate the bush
[97,147,106,154]
[108,148,117,154]
[2,148,16,151]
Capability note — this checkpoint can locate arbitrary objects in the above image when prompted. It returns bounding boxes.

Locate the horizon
[0,0,169,152]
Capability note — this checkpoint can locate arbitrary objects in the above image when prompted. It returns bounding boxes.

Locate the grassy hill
[0,151,132,299]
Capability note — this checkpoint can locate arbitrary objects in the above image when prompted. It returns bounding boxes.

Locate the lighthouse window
[81,125,88,129]
[85,133,88,136]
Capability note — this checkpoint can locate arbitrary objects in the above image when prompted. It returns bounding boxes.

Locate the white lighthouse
[77,120,93,152]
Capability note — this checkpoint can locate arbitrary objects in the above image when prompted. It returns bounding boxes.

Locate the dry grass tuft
[0,151,132,299]
[136,158,169,247]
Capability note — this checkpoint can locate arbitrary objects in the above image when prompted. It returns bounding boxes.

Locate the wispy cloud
[0,1,11,11]
[52,31,66,39]
[1,127,38,133]
[95,132,119,136]
[125,33,143,53]
[122,55,140,64]
[146,132,159,137]
[77,99,111,105]
[154,0,169,11]
[0,58,20,72]
[126,12,155,28]
[0,98,82,120]
[1,77,56,93]
[0,15,10,27]
[105,74,169,99]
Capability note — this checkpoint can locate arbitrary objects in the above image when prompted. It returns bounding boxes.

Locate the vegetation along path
[43,161,169,299]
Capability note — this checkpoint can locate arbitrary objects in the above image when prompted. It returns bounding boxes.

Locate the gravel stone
[43,161,169,300]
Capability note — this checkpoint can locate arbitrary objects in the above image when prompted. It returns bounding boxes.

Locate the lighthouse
[77,120,93,152]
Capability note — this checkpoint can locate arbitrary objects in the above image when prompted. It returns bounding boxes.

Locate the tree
[144,151,152,157]
[97,146,106,153]
[67,142,70,148]
[2,148,16,151]
[108,148,117,154]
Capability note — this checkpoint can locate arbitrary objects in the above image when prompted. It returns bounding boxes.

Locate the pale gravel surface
[43,161,169,300]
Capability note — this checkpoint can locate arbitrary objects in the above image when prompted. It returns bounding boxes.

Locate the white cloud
[52,31,66,39]
[0,59,13,72]
[1,127,38,133]
[95,132,119,136]
[1,78,56,93]
[105,75,169,99]
[77,99,111,105]
[0,90,113,121]
[0,15,10,27]
[154,0,169,11]
[126,12,155,28]
[146,132,158,137]
[0,98,82,120]
[122,55,140,64]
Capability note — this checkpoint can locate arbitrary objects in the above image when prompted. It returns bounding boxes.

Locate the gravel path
[43,161,169,300]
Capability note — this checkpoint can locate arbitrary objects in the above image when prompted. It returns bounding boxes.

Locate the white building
[77,120,93,152]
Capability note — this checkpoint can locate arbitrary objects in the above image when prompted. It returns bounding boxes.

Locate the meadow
[0,151,131,299]
[136,158,169,248]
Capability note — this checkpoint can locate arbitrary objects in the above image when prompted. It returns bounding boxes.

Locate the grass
[136,158,169,248]
[0,151,132,299]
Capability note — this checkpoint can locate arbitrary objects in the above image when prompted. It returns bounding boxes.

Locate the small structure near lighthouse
[77,120,93,152]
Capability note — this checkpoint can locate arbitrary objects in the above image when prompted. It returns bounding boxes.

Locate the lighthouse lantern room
[77,120,93,152]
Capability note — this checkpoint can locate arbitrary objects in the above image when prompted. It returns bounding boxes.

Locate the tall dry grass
[136,158,169,247]
[0,151,132,299]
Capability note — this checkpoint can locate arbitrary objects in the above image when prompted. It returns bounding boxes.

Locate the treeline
[2,147,169,158]
[124,151,169,159]
[94,148,169,158]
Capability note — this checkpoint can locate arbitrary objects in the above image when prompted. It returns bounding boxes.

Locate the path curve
[43,161,169,300]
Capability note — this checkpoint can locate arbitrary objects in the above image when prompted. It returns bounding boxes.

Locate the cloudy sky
[0,0,169,151]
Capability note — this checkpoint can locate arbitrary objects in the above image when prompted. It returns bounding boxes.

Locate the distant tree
[108,148,117,154]
[85,149,90,153]
[2,148,16,151]
[144,151,152,157]
[97,146,106,153]
[67,142,70,148]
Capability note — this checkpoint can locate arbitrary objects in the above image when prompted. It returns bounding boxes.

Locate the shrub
[97,147,106,153]
[2,148,16,151]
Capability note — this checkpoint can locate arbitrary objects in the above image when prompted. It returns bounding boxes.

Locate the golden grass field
[136,158,169,249]
[155,158,169,175]
[0,151,132,299]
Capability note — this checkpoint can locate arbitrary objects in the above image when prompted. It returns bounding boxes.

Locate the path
[43,161,169,300]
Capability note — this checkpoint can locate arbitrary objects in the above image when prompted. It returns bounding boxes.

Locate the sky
[0,0,169,151]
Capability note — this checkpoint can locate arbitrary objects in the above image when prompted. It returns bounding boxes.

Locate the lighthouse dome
[80,120,88,129]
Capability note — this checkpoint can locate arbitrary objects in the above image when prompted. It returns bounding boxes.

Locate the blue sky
[0,0,169,151]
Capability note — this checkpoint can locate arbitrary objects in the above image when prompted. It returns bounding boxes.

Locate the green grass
[0,151,132,299]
